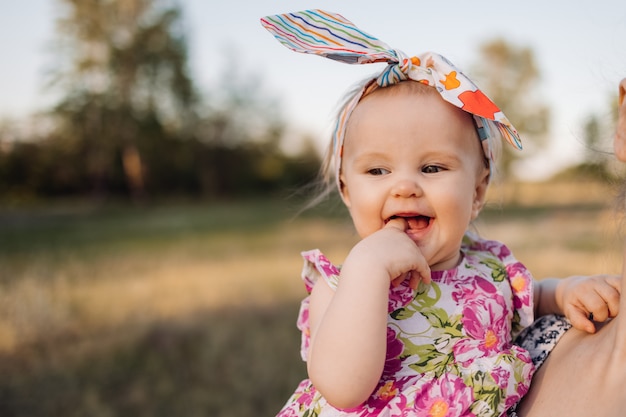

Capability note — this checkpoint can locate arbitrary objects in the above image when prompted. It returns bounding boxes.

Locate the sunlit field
[0,180,623,416]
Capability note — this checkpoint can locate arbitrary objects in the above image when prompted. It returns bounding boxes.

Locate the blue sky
[2,0,626,178]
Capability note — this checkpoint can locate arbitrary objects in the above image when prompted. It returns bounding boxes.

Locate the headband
[261,9,522,189]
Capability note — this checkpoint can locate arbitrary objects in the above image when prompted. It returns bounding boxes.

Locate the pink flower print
[361,380,407,413]
[414,373,475,417]
[507,262,532,309]
[388,282,415,311]
[489,367,512,389]
[297,298,311,360]
[321,262,338,278]
[434,267,459,286]
[507,346,534,394]
[276,407,298,417]
[293,381,318,409]
[375,381,399,403]
[461,299,509,349]
[382,327,403,378]
[453,280,511,364]
[301,250,341,292]
[484,239,511,259]
[452,275,499,304]
[276,381,318,417]
[314,252,340,278]
[469,237,511,259]
[453,326,506,366]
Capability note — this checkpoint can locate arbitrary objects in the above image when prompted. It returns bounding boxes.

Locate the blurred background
[0,0,625,415]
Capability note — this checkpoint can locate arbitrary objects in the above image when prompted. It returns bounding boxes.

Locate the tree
[575,89,622,180]
[471,39,550,179]
[1,0,318,201]
[582,115,603,163]
[48,0,197,200]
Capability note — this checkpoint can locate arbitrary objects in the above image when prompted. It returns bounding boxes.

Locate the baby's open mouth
[386,215,432,231]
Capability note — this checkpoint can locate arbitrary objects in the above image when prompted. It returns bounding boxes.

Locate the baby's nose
[391,177,422,197]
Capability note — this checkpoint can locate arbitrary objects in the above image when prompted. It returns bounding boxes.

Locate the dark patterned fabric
[507,315,572,416]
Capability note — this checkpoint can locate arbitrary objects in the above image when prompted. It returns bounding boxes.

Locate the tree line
[0,0,618,204]
[0,0,319,203]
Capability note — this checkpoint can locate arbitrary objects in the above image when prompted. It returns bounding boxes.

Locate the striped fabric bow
[261,9,522,189]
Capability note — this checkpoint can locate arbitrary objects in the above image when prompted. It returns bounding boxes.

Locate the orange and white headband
[261,9,522,189]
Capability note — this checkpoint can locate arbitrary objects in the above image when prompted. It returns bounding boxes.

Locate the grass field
[0,181,623,416]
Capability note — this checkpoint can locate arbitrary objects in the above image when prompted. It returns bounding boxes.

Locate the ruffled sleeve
[463,232,535,339]
[296,250,341,361]
[506,257,535,338]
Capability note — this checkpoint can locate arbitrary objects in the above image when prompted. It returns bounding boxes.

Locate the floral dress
[277,233,535,417]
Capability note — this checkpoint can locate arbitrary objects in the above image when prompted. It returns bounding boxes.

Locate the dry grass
[0,216,357,353]
[481,180,624,278]
[0,183,622,351]
[0,181,623,415]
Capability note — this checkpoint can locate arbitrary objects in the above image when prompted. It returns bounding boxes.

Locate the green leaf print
[480,258,507,283]
[390,282,442,321]
[405,343,455,376]
[420,309,464,338]
[391,305,418,321]
[302,404,320,417]
[302,409,316,417]
[466,370,504,417]
[415,281,442,308]
[511,310,523,336]
[401,321,463,376]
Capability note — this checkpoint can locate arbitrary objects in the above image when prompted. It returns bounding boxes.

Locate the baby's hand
[385,218,431,289]
[558,274,621,333]
[348,217,431,290]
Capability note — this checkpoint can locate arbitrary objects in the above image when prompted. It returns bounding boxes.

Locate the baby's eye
[367,167,390,176]
[422,165,444,174]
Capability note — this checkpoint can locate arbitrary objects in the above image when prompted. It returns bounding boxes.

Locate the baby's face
[339,83,489,271]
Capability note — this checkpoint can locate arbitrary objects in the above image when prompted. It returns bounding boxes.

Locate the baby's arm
[306,218,430,409]
[534,275,621,333]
